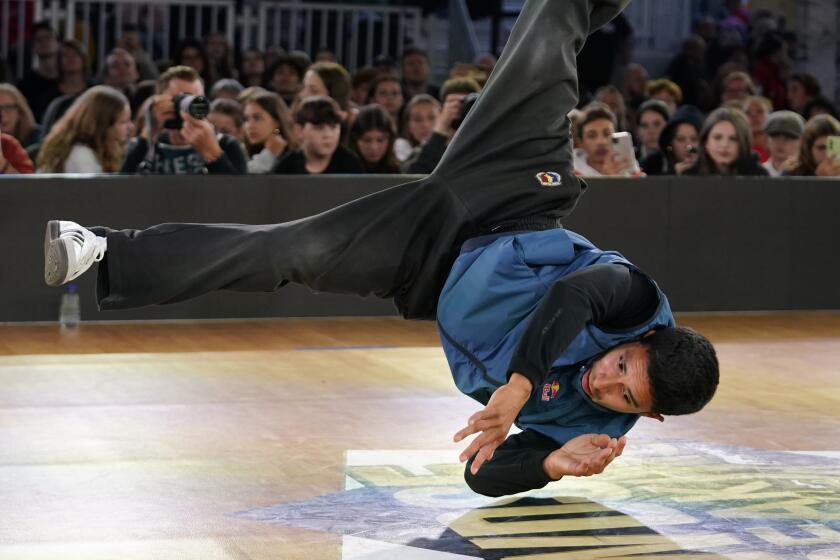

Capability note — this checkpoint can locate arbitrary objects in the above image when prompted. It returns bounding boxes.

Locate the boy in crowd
[121,66,247,174]
[273,96,363,174]
[762,110,805,177]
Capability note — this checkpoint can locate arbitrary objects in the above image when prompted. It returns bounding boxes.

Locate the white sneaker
[44,220,107,287]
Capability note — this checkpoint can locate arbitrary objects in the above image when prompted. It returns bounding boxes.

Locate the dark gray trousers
[95,0,629,320]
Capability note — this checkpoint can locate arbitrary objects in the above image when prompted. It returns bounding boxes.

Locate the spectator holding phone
[682,108,768,176]
[761,111,804,177]
[642,105,704,176]
[786,115,840,177]
[401,78,480,174]
[242,91,296,173]
[121,66,247,174]
[573,104,641,177]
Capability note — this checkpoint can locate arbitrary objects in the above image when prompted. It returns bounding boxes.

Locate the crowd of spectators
[1,4,839,179]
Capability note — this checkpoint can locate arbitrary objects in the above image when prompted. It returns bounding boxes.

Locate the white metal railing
[623,0,692,52]
[248,2,421,73]
[1,0,422,79]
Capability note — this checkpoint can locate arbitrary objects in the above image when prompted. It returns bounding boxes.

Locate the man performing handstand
[44,0,719,497]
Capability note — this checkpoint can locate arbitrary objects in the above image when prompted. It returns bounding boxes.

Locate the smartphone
[826,136,840,161]
[611,132,635,161]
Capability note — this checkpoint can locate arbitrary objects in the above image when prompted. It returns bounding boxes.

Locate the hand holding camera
[179,112,223,162]
[144,93,209,135]
[434,94,466,138]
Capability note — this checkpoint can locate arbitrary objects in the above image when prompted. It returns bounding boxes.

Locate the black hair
[294,95,342,126]
[640,327,719,415]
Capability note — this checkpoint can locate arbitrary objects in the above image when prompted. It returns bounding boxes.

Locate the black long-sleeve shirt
[465,263,659,496]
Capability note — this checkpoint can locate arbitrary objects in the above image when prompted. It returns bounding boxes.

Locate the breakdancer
[45,0,718,497]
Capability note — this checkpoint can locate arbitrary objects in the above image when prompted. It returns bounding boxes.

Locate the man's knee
[463,461,506,498]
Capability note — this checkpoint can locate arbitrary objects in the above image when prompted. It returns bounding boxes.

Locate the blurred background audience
[1,4,838,178]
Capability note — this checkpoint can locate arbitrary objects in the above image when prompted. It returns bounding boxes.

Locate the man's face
[581,342,653,414]
[301,122,341,159]
[722,78,749,103]
[33,29,58,57]
[106,52,138,87]
[402,53,429,84]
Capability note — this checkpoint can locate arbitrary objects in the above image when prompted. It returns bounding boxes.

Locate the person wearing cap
[762,110,805,177]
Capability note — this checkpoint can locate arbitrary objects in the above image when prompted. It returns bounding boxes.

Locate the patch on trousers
[535,171,562,187]
[541,380,561,401]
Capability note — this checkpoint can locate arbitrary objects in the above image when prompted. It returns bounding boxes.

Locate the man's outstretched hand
[454,373,533,475]
[543,434,627,480]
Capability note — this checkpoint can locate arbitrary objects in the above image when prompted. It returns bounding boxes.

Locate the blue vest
[437,228,675,444]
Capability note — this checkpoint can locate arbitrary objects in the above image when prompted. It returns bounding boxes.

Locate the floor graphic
[235,440,840,559]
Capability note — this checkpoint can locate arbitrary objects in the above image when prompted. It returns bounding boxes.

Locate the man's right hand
[543,434,626,480]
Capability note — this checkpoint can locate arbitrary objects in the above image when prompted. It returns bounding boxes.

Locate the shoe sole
[44,220,69,287]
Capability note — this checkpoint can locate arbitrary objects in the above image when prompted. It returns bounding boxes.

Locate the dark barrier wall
[2,175,840,322]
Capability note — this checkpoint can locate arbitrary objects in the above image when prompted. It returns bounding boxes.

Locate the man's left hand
[454,372,532,474]
[180,112,223,162]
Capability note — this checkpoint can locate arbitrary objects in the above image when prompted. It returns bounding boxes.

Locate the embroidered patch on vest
[541,380,561,401]
[536,171,562,187]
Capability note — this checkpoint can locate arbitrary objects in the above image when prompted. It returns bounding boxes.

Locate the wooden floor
[1,313,839,559]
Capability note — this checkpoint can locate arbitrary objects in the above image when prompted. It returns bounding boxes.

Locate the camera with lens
[163,93,210,129]
[451,92,481,131]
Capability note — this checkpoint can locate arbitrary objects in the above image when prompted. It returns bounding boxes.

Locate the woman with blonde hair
[0,83,40,147]
[394,94,440,161]
[37,85,133,173]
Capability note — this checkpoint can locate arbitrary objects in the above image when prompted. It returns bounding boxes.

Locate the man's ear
[641,412,665,422]
[641,329,657,339]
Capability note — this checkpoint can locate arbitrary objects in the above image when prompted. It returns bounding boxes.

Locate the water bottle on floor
[59,283,81,328]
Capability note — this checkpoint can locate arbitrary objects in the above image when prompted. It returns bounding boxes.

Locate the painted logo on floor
[234,441,840,559]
